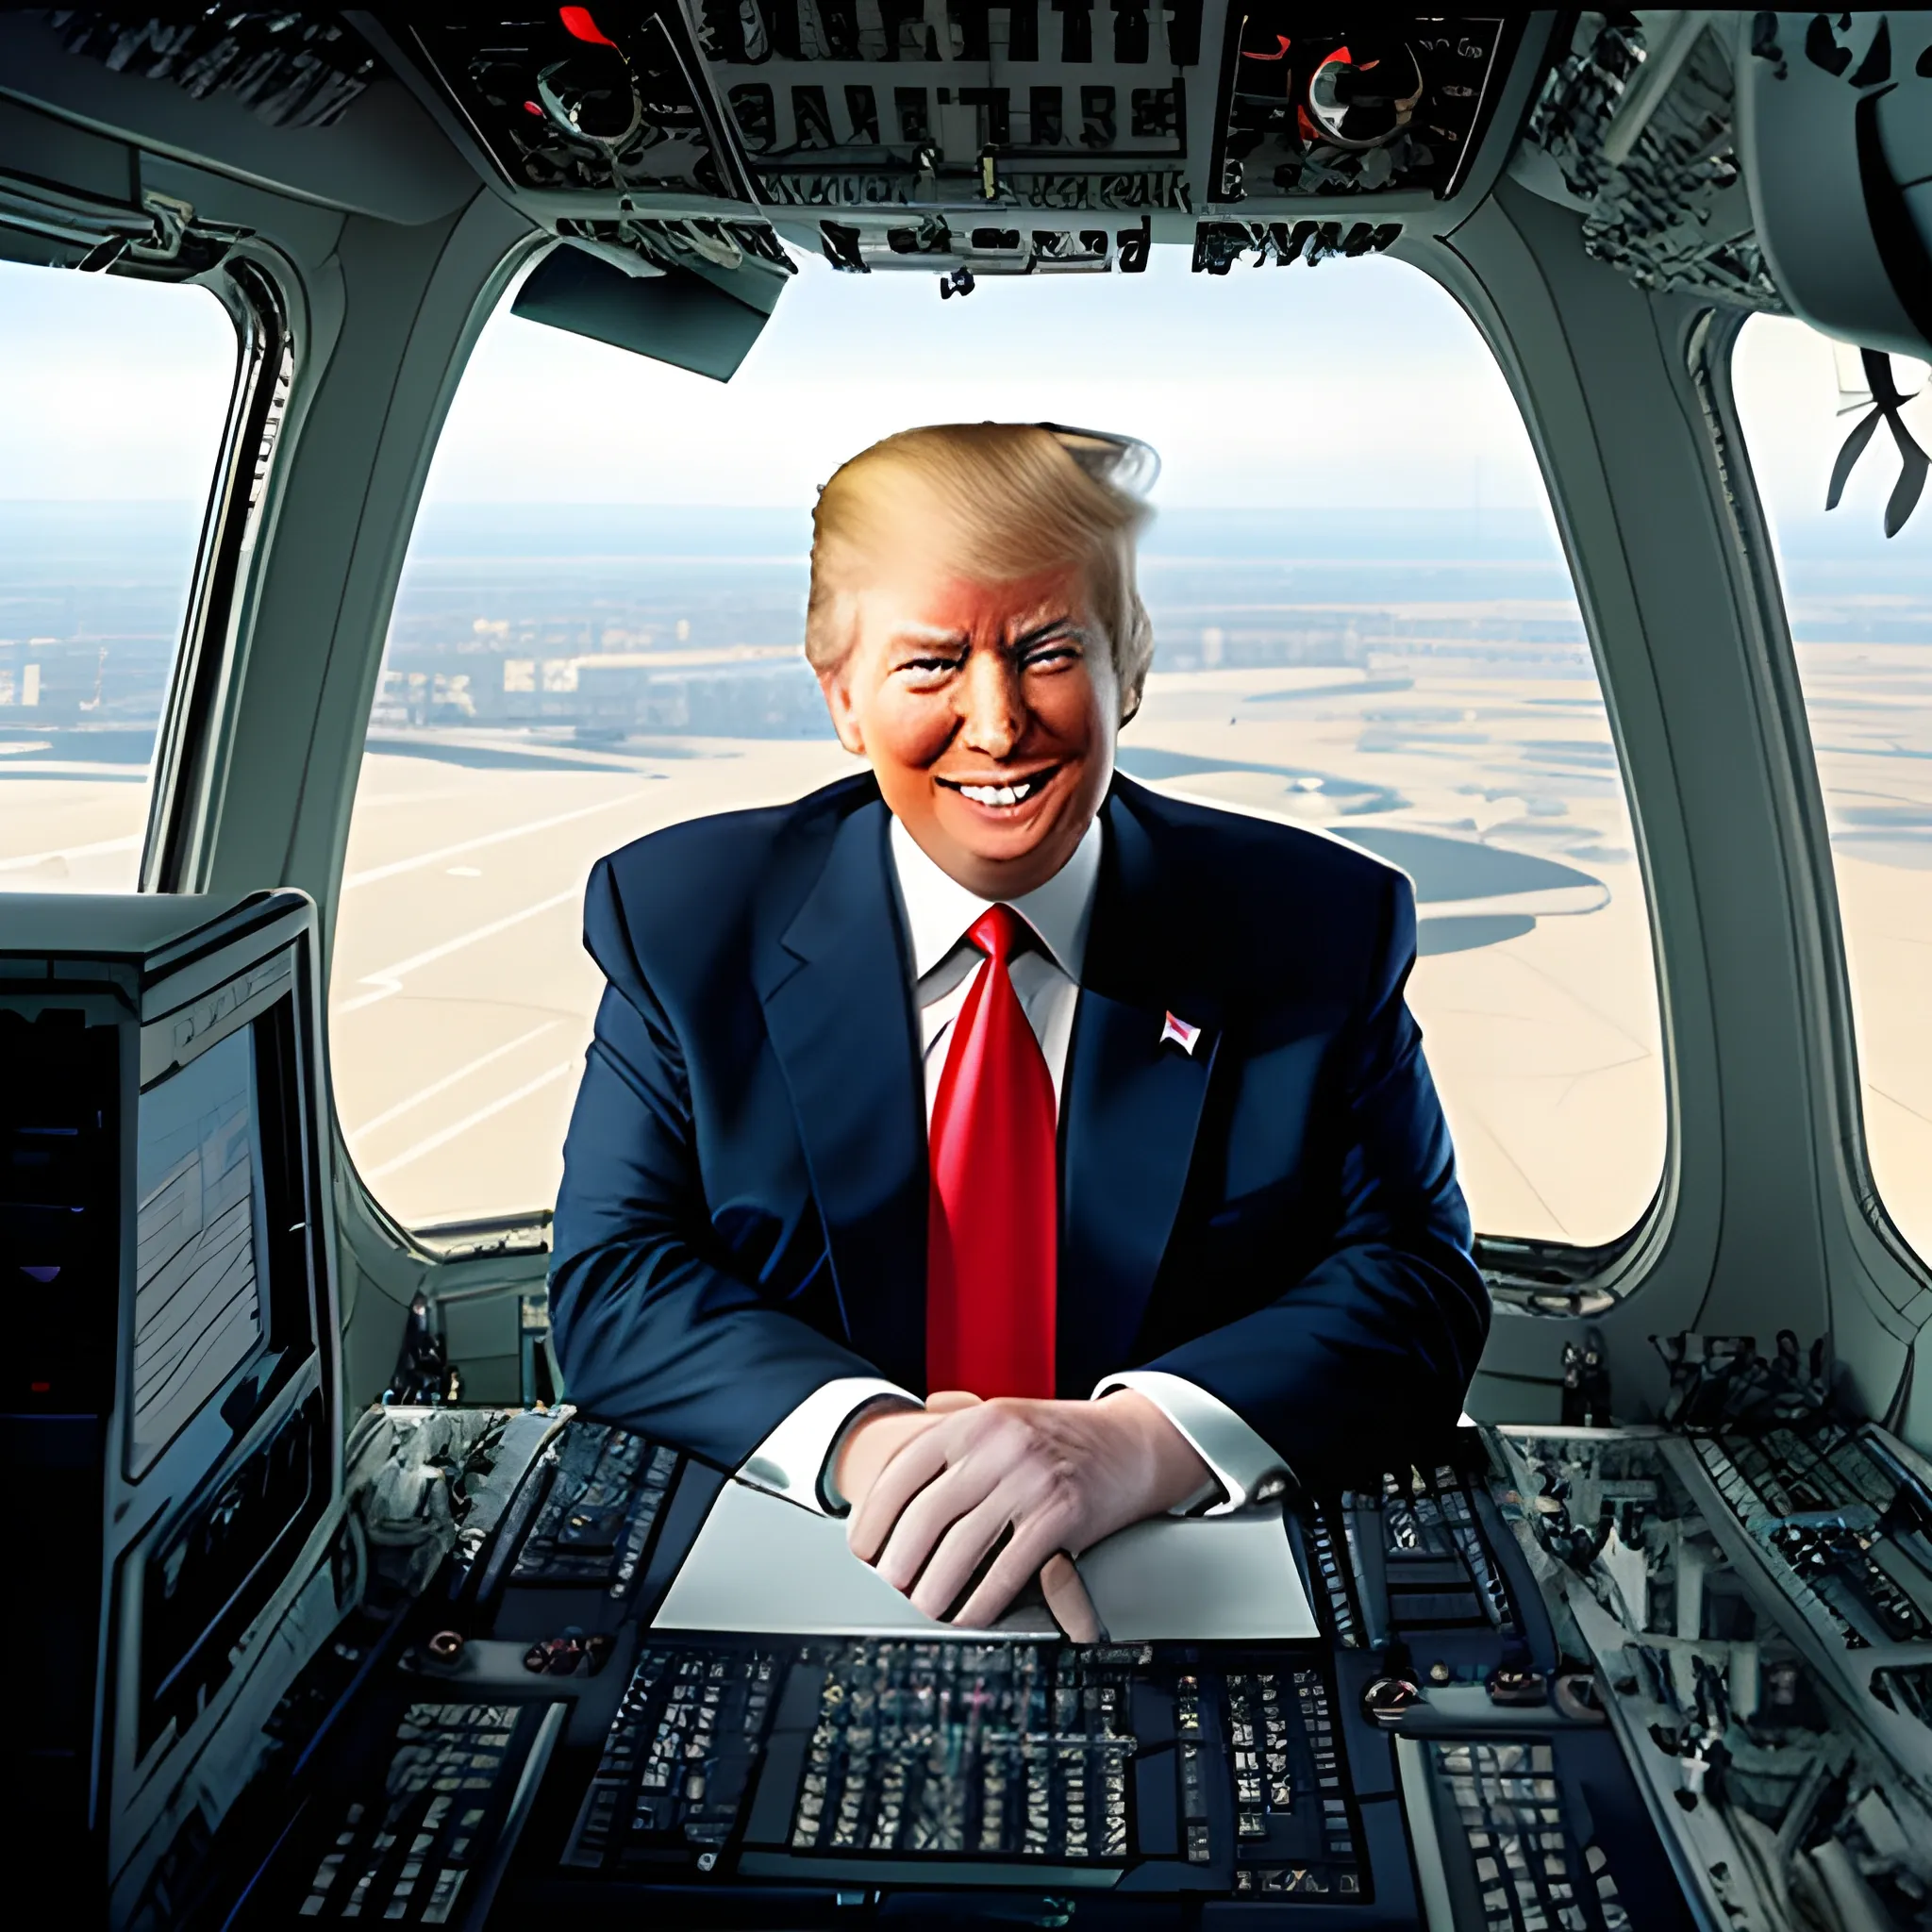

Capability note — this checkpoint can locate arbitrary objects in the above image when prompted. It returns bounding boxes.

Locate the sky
[0,262,236,503]
[1,246,1926,534]
[428,242,1557,512]
[1733,318,1932,542]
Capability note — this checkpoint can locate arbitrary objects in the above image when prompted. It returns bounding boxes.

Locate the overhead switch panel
[1211,12,1522,205]
[405,8,758,203]
[694,0,1200,215]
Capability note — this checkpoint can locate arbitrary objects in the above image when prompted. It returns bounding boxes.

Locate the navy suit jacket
[549,771,1489,1488]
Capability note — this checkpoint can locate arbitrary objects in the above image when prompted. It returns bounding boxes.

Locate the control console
[558,1636,1365,1899]
[208,1381,1932,1931]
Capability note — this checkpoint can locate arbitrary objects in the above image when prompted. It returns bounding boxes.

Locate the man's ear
[816,658,868,756]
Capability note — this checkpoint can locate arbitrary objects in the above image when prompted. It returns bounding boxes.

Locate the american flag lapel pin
[1160,1010,1202,1057]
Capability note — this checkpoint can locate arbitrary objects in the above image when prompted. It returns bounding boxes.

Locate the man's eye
[1023,641,1079,670]
[899,656,961,676]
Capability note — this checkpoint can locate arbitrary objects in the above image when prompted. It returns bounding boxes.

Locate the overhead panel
[405,7,757,204]
[1211,12,1519,207]
[696,0,1199,219]
[382,7,1547,297]
[1510,11,1930,536]
[400,8,791,364]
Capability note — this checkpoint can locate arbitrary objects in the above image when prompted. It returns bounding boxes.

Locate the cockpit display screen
[130,1027,265,1474]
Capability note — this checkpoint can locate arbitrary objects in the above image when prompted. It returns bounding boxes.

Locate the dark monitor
[0,890,342,1917]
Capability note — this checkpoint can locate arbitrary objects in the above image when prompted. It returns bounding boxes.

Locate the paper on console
[652,1477,1317,1641]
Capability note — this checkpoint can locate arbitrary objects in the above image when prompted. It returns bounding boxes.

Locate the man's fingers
[1040,1554,1104,1642]
[846,1420,957,1562]
[924,1390,984,1413]
[906,1494,1013,1620]
[951,1515,1070,1630]
[874,1457,1003,1592]
[832,1407,933,1516]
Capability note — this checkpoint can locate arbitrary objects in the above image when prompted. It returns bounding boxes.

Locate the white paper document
[652,1478,1318,1641]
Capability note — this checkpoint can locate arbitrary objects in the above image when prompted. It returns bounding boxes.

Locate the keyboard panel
[1695,1422,1932,1649]
[558,1632,1380,1900]
[786,1641,1134,1862]
[565,1644,782,1869]
[270,1700,559,1925]
[1429,1740,1630,1932]
[509,1424,678,1597]
[1226,1666,1361,1886]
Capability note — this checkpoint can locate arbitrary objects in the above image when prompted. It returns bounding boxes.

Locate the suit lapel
[1058,783,1222,1393]
[755,799,928,1390]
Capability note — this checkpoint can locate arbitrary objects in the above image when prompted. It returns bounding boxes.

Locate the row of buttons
[1226,1671,1295,1830]
[1433,1740,1625,1932]
[299,1704,516,1921]
[1304,1504,1363,1647]
[568,1647,778,1869]
[791,1641,1137,1862]
[1291,1670,1356,1866]
[1175,1672,1211,1864]
[1233,1864,1363,1897]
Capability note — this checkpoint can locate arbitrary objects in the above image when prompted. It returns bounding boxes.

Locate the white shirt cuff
[1093,1370,1291,1516]
[736,1376,919,1514]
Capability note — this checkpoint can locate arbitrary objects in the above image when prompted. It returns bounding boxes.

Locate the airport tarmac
[4,641,1925,1270]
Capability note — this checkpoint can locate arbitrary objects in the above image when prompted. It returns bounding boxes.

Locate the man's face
[818,548,1121,899]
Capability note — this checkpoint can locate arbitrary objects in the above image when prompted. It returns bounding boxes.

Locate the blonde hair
[806,423,1156,718]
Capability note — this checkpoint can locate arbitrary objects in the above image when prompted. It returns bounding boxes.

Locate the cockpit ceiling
[14,7,1539,269]
[8,9,1931,360]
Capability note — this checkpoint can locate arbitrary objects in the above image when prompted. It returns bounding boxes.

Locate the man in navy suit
[550,423,1488,1629]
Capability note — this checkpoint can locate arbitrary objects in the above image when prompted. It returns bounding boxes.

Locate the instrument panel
[406,8,757,203]
[1211,11,1520,204]
[218,1415,1715,1927]
[220,1358,1932,1928]
[394,5,1536,254]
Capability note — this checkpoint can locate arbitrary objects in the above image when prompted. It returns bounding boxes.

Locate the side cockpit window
[1733,319,1932,1265]
[332,246,1667,1248]
[0,261,237,891]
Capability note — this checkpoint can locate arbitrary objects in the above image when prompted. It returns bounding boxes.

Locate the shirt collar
[889,810,1102,983]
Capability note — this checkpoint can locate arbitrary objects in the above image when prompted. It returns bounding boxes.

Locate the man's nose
[957,649,1025,758]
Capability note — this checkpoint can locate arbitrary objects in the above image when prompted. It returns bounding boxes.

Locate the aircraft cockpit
[3,9,1931,1928]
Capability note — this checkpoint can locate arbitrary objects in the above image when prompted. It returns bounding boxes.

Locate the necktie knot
[968,903,1028,965]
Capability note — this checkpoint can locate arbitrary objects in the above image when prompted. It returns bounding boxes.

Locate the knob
[1306,42,1424,150]
[1361,1674,1423,1727]
[535,50,641,148]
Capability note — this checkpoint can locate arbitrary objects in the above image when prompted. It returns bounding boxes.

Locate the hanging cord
[1826,346,1929,538]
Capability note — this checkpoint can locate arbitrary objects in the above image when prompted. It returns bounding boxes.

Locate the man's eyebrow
[1010,614,1084,649]
[885,624,966,650]
[883,614,1083,653]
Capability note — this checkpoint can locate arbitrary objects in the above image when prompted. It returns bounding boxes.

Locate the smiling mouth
[936,765,1060,809]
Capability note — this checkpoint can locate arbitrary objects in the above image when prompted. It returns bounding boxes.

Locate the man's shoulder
[589,771,876,976]
[1111,775,1407,997]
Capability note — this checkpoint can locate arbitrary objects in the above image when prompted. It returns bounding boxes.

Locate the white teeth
[958,779,1034,807]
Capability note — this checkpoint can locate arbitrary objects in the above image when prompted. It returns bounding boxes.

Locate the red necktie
[926,905,1058,1398]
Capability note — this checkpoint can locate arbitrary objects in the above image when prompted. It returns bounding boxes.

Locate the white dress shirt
[736,814,1291,1518]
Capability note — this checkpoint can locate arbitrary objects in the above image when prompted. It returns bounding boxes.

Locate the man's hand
[842,1390,1211,1628]
[832,1389,983,1511]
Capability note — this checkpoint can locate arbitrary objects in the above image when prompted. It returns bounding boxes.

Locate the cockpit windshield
[330,243,1667,1245]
